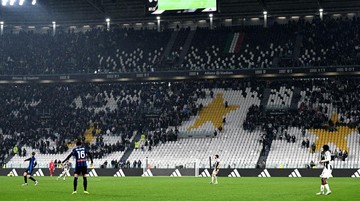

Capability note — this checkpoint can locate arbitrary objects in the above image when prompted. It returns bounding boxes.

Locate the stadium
[0,0,360,200]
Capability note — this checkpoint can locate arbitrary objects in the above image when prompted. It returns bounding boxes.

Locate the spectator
[342,150,348,161]
[311,143,316,154]
[137,160,142,168]
[301,139,306,148]
[213,130,217,137]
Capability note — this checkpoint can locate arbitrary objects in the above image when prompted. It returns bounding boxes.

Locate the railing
[0,66,359,84]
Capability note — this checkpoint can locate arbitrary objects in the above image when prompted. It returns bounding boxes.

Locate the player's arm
[87,151,94,165]
[24,157,31,162]
[62,153,72,163]
[216,162,220,169]
[320,152,331,163]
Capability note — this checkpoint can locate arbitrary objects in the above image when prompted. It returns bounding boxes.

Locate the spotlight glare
[9,0,15,6]
[156,16,160,20]
[32,0,36,5]
[209,13,213,18]
[319,8,323,12]
[106,18,110,22]
[1,0,7,6]
[19,0,24,6]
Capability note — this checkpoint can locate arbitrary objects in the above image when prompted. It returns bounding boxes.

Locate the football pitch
[0,177,358,201]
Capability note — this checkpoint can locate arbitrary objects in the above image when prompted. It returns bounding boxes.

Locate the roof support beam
[257,0,267,11]
[316,0,323,8]
[84,0,105,14]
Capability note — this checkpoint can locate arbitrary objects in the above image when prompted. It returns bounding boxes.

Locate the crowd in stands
[244,78,360,159]
[0,79,259,165]
[244,79,360,131]
[298,16,360,67]
[0,16,359,75]
[103,159,142,169]
[0,28,170,75]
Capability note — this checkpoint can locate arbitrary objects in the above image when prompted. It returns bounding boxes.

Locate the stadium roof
[0,0,359,25]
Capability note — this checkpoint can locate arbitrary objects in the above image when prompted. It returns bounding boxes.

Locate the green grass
[0,177,359,201]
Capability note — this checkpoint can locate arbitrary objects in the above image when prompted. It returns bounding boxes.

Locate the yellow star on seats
[309,126,356,152]
[188,93,239,131]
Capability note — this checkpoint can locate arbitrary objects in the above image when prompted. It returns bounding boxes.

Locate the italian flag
[224,32,245,53]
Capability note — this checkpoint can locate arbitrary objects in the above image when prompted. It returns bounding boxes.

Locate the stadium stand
[2,78,359,169]
[127,87,263,168]
[1,14,360,170]
[0,16,359,75]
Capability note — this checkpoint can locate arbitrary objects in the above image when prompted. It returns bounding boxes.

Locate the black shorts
[25,168,34,175]
[74,166,88,176]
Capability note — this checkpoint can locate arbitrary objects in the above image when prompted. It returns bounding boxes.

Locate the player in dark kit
[62,141,93,194]
[22,152,38,186]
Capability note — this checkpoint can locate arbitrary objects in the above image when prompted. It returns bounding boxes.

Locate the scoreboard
[146,0,217,15]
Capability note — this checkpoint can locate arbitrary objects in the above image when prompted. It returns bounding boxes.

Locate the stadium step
[178,30,195,65]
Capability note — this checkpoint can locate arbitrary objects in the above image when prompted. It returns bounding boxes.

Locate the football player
[210,155,220,184]
[316,145,332,195]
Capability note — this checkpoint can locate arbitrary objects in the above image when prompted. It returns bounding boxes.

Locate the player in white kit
[316,145,332,195]
[210,155,220,184]
[57,161,71,181]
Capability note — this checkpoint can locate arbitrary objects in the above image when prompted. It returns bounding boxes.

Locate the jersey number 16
[77,150,85,159]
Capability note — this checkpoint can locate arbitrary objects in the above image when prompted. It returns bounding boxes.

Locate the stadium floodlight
[0,21,3,25]
[19,0,24,6]
[32,0,36,5]
[156,16,160,20]
[9,0,15,6]
[1,0,6,6]
[319,8,323,12]
[106,18,110,22]
[52,21,56,25]
[263,11,267,15]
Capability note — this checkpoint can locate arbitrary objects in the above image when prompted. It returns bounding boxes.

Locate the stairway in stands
[119,131,142,163]
[67,122,100,148]
[290,87,301,110]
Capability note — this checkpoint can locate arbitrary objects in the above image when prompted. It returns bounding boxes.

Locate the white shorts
[320,166,333,179]
[212,169,219,175]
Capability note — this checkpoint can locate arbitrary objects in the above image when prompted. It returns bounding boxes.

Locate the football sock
[83,177,88,191]
[74,177,78,191]
[320,185,324,192]
[29,177,36,182]
[214,176,217,183]
[211,176,214,183]
[324,184,330,192]
[24,176,27,184]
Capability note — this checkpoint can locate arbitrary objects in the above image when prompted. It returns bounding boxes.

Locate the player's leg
[316,178,325,195]
[324,178,331,195]
[25,168,38,185]
[83,167,89,194]
[210,171,215,184]
[57,171,64,180]
[83,175,89,194]
[28,174,38,185]
[73,174,79,194]
[214,171,218,184]
[73,166,79,194]
[63,170,68,180]
[23,171,28,185]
